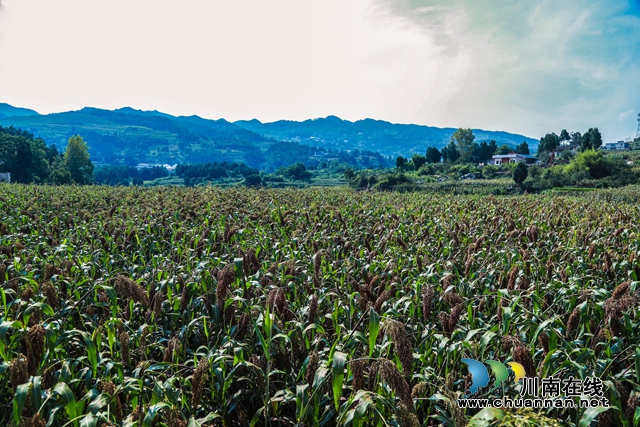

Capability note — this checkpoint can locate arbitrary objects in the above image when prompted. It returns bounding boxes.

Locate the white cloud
[0,0,639,141]
[618,109,635,121]
[372,0,640,140]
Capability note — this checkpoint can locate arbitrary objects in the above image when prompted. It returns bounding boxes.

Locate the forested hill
[234,116,539,157]
[0,104,534,171]
[0,107,274,168]
[0,103,40,119]
[0,106,393,171]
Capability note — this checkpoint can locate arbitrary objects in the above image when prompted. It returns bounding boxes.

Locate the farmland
[0,184,639,427]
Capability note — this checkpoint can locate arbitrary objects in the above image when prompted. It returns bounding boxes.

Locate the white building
[602,141,630,151]
[489,153,538,165]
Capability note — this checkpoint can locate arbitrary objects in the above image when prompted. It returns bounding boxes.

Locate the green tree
[471,140,498,163]
[590,128,603,150]
[282,163,312,181]
[350,173,371,189]
[513,161,528,187]
[515,142,530,155]
[538,133,560,155]
[244,174,263,187]
[566,149,611,179]
[46,144,62,165]
[425,147,442,163]
[580,128,602,151]
[27,138,52,183]
[0,126,67,183]
[570,131,582,144]
[0,133,33,183]
[497,144,512,155]
[343,168,356,182]
[395,156,407,171]
[560,129,570,141]
[411,154,426,170]
[441,141,460,163]
[450,128,475,162]
[65,135,94,184]
[49,157,73,185]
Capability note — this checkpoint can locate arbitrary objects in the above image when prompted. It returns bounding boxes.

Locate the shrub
[244,174,263,187]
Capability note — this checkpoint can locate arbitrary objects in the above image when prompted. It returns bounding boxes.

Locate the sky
[0,0,639,141]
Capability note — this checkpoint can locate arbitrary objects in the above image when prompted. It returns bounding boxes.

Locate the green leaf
[313,366,330,390]
[354,393,373,426]
[252,319,269,361]
[87,392,109,414]
[80,413,98,427]
[464,328,483,342]
[146,363,172,372]
[635,347,640,384]
[332,351,347,410]
[532,318,555,344]
[249,406,265,427]
[13,382,31,425]
[296,384,309,421]
[76,330,98,377]
[479,330,497,357]
[143,402,171,427]
[468,407,505,427]
[30,375,42,414]
[54,382,78,421]
[303,324,326,335]
[263,305,273,340]
[579,407,610,427]
[368,309,380,358]
[501,306,512,334]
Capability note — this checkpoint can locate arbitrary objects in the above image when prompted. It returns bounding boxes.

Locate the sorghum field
[0,184,639,427]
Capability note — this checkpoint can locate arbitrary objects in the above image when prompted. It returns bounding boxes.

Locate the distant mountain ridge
[0,104,538,170]
[234,115,539,157]
[0,103,40,119]
[0,106,274,167]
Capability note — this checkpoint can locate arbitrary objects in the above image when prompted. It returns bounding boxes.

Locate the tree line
[538,128,603,154]
[394,126,605,172]
[94,165,169,186]
[394,128,530,170]
[0,126,94,184]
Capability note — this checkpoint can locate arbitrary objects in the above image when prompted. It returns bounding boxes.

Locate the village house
[601,141,630,151]
[489,153,538,165]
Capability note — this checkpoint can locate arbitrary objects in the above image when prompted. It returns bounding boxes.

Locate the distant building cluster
[136,163,178,171]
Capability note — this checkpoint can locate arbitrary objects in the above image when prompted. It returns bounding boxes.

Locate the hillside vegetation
[0,185,638,426]
[235,116,538,157]
[0,106,533,170]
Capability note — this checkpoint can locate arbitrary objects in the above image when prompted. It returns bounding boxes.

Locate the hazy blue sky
[0,0,639,141]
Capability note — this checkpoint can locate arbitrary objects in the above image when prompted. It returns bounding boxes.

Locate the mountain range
[0,103,539,170]
[234,116,538,157]
[0,103,39,119]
